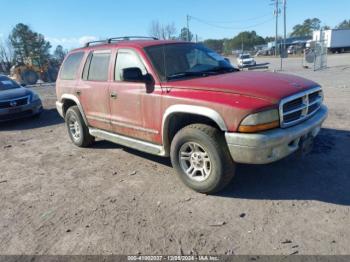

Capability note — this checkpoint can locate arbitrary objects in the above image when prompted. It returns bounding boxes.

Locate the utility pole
[274,0,279,57]
[186,15,191,42]
[281,0,287,70]
[283,0,287,54]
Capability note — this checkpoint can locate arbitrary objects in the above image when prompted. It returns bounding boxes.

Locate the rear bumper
[225,105,328,164]
[0,99,43,122]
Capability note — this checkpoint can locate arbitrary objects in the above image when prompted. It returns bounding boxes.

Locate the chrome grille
[0,96,30,109]
[279,87,323,128]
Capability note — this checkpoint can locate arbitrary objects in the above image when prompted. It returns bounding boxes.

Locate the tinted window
[145,43,232,81]
[60,52,84,80]
[82,53,92,80]
[86,52,111,81]
[115,51,146,81]
[0,76,20,91]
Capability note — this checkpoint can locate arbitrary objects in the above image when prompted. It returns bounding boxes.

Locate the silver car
[237,54,256,68]
[0,75,42,122]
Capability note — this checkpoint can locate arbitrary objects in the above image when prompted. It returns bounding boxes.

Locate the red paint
[166,71,319,103]
[56,40,320,145]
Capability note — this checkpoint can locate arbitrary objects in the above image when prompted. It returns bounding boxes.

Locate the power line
[189,13,272,24]
[190,16,275,30]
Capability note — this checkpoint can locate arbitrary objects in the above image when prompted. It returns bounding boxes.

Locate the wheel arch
[60,94,88,126]
[162,105,227,155]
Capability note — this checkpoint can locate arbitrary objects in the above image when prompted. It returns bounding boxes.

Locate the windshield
[0,76,21,91]
[144,43,235,81]
[240,55,251,59]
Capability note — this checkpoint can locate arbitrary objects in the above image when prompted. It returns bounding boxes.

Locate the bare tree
[164,23,177,40]
[149,20,177,40]
[0,39,14,72]
[149,20,162,39]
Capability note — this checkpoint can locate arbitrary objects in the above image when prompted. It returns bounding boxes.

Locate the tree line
[147,18,350,55]
[0,23,67,73]
[206,18,350,54]
[149,20,193,41]
[1,18,350,73]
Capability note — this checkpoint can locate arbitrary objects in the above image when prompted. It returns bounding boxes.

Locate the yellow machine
[10,58,58,85]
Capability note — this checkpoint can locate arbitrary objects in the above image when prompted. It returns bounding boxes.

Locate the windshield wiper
[166,71,207,80]
[166,67,238,80]
[201,67,239,74]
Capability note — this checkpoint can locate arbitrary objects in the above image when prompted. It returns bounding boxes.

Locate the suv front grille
[279,87,323,128]
[0,96,30,109]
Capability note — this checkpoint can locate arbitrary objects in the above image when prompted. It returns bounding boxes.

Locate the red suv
[56,37,328,193]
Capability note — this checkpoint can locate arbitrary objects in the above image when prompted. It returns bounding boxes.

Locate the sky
[0,0,349,50]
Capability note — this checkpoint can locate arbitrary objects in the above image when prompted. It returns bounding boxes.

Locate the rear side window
[83,51,111,81]
[60,52,84,80]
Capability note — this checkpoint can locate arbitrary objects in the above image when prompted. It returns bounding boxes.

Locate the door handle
[76,90,81,96]
[110,92,118,99]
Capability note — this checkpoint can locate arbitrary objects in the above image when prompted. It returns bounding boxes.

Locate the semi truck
[313,29,350,53]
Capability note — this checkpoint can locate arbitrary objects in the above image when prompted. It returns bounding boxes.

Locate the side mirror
[21,83,27,87]
[122,67,155,93]
[122,67,144,82]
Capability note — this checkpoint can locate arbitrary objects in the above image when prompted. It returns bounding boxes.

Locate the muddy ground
[0,53,350,255]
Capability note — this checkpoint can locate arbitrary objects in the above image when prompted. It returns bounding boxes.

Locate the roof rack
[84,36,158,47]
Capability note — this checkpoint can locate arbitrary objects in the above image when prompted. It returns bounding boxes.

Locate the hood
[165,71,319,103]
[0,87,33,101]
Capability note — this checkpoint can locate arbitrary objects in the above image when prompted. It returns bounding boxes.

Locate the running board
[89,128,166,156]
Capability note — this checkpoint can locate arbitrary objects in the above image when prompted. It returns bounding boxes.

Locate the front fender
[161,104,228,154]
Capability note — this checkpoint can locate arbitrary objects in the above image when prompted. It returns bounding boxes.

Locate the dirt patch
[1,54,350,255]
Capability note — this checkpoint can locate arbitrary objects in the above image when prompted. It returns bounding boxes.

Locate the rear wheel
[170,124,235,194]
[65,106,94,147]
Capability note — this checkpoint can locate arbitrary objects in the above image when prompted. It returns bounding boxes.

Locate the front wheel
[65,106,94,147]
[170,124,235,194]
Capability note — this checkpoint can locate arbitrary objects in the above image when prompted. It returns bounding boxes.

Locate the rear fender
[60,94,88,126]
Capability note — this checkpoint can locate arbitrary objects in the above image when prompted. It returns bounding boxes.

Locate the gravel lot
[0,53,349,255]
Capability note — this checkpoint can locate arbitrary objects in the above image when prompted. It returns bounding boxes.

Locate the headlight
[31,92,40,102]
[238,109,280,133]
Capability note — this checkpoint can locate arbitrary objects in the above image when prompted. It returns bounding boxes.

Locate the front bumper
[239,61,256,67]
[0,99,43,122]
[56,101,64,118]
[225,105,328,164]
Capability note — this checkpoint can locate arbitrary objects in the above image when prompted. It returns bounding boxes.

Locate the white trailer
[313,29,350,53]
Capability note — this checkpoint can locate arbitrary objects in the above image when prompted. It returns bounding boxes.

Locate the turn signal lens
[238,120,280,133]
[238,109,280,133]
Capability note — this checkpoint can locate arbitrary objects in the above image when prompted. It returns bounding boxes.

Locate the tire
[21,70,39,85]
[65,106,94,147]
[170,124,235,194]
